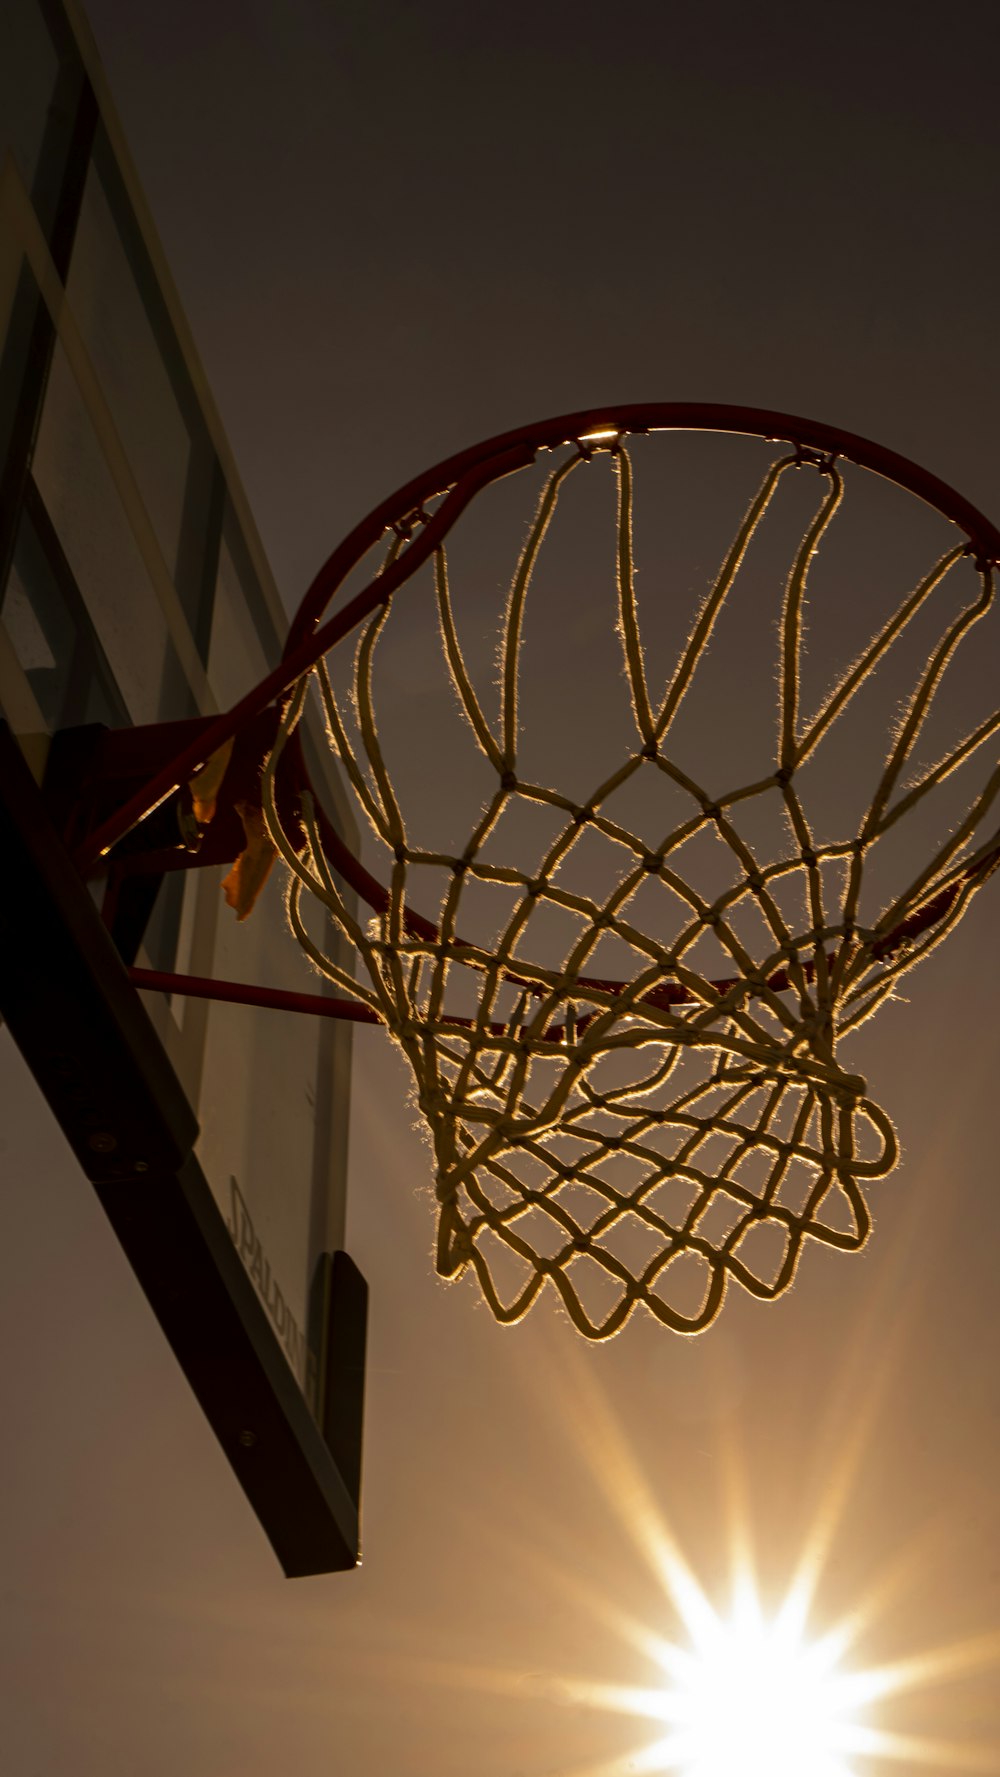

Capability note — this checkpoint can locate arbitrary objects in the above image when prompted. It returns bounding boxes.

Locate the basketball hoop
[81,406,1000,1337]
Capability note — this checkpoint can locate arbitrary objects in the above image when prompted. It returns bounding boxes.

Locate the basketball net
[251,434,999,1337]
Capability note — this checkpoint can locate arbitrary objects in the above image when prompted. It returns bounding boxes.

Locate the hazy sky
[4,3,1000,1774]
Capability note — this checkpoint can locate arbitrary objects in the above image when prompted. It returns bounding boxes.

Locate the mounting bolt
[88,1131,117,1154]
[238,1430,257,1448]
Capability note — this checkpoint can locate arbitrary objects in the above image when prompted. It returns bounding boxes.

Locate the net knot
[836,1072,868,1102]
[391,503,430,541]
[793,442,838,475]
[450,1224,475,1260]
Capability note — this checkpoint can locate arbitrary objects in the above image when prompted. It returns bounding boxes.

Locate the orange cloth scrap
[221,803,278,920]
[188,738,235,826]
[188,738,278,920]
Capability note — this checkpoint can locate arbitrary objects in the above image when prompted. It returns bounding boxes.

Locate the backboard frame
[0,718,365,1575]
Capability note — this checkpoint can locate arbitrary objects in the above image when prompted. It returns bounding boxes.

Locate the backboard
[6,0,1000,1574]
[0,0,365,1576]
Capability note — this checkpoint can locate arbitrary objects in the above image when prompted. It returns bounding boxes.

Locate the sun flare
[471,1342,1000,1777]
[404,1339,1000,1777]
[653,1581,867,1777]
